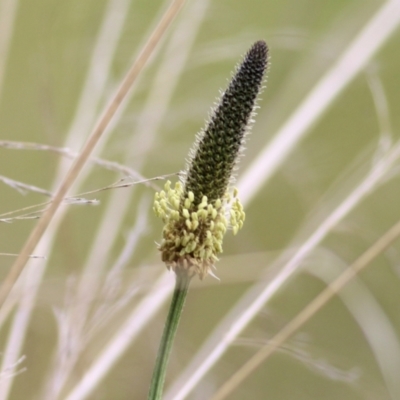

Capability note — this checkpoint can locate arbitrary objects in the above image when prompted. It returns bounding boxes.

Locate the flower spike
[154,41,268,279]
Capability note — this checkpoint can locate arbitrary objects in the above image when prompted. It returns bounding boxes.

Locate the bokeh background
[1,0,400,399]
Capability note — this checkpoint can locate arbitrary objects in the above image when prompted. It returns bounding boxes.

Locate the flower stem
[147,272,191,400]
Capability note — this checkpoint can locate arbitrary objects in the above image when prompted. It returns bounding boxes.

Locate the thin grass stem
[148,272,191,400]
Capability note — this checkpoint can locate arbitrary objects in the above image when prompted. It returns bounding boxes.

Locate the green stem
[147,272,191,400]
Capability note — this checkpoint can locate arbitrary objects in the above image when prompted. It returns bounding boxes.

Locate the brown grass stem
[0,0,186,309]
[211,218,400,400]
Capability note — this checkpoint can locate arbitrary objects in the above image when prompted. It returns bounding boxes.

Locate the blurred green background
[1,0,400,399]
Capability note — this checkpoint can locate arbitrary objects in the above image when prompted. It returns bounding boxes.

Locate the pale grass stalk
[61,0,133,152]
[0,294,17,335]
[86,196,151,338]
[0,356,25,382]
[0,203,46,220]
[104,195,150,279]
[64,271,174,400]
[239,0,400,206]
[44,197,149,400]
[164,2,400,398]
[0,253,44,258]
[307,250,400,399]
[0,176,160,223]
[0,259,45,400]
[0,0,132,394]
[0,175,54,197]
[211,217,400,400]
[365,68,393,158]
[126,0,211,165]
[0,201,97,223]
[0,2,183,400]
[0,0,18,101]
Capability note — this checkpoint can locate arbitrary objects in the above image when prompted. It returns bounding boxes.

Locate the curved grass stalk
[308,251,400,399]
[164,2,400,398]
[210,218,400,400]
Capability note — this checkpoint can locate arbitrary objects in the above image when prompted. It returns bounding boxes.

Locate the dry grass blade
[0,0,186,309]
[0,199,98,223]
[0,140,152,182]
[210,218,400,400]
[82,173,177,194]
[0,173,165,223]
[0,175,53,197]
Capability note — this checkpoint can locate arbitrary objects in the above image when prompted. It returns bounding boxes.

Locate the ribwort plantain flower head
[154,41,268,279]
